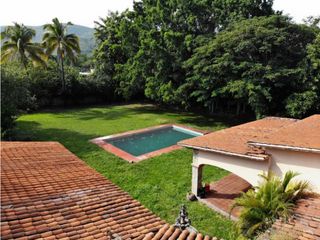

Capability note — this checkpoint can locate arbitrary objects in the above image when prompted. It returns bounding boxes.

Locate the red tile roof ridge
[215,116,297,130]
[262,116,298,121]
[249,114,320,152]
[179,116,298,160]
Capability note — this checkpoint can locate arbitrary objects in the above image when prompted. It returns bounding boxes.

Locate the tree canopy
[93,0,319,118]
[185,15,317,117]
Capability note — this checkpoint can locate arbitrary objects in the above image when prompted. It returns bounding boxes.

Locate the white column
[191,164,203,196]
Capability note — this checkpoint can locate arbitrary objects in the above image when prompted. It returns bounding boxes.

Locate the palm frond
[282,171,300,191]
[0,49,17,64]
[234,171,311,238]
[0,30,7,41]
[43,17,81,58]
[1,42,17,52]
[64,48,76,63]
[0,23,39,67]
[44,42,59,56]
[28,51,47,67]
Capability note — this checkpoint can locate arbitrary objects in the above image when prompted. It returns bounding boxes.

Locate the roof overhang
[178,143,268,161]
[248,142,320,154]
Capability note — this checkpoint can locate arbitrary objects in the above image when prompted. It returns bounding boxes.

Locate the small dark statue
[174,204,191,230]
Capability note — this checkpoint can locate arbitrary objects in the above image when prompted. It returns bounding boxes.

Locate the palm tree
[42,18,80,92]
[231,171,310,238]
[0,23,47,68]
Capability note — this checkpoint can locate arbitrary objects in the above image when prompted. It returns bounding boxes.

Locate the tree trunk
[242,103,246,114]
[236,101,241,115]
[57,47,65,94]
[21,51,28,69]
[61,55,65,92]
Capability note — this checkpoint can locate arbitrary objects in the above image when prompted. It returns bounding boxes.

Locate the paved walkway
[199,174,251,220]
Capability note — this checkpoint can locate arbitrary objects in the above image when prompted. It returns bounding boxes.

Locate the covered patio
[199,173,251,220]
[180,115,320,219]
[179,117,302,217]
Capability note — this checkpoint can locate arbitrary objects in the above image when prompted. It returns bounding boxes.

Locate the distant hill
[1,24,95,55]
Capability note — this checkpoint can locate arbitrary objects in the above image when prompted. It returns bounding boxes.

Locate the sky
[0,0,319,28]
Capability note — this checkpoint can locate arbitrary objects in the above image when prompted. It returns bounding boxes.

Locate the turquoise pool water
[105,126,201,156]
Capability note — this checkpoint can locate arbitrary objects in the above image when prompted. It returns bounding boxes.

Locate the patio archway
[190,150,269,219]
[191,150,269,196]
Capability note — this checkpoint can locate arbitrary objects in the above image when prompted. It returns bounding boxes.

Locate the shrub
[26,60,111,107]
[285,91,318,118]
[27,60,61,106]
[1,64,35,137]
[232,171,310,238]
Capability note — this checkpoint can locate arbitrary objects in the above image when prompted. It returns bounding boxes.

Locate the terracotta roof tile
[1,142,222,240]
[1,142,165,239]
[179,117,298,159]
[142,224,220,240]
[269,195,320,240]
[250,114,320,152]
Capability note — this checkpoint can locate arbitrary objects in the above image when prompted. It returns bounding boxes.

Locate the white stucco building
[179,115,320,194]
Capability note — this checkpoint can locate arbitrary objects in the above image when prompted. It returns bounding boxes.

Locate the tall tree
[42,18,80,92]
[94,0,275,105]
[184,15,316,118]
[94,2,147,100]
[93,0,319,118]
[0,23,46,68]
[286,32,320,117]
[137,0,275,105]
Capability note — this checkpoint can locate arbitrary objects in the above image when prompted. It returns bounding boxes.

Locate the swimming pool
[91,125,204,162]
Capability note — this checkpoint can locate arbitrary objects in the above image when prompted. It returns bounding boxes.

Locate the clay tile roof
[143,224,219,240]
[269,195,320,239]
[1,141,165,240]
[249,114,320,153]
[179,117,298,160]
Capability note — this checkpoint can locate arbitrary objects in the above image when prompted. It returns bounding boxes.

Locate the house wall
[194,150,269,186]
[268,149,320,193]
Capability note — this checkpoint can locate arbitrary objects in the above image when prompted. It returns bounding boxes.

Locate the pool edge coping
[90,124,209,163]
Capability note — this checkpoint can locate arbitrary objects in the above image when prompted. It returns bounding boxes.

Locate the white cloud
[273,0,320,23]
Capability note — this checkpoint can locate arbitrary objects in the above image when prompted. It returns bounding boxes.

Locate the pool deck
[91,124,209,163]
[198,174,252,220]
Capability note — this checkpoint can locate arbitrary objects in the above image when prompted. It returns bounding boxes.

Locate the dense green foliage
[2,3,319,134]
[94,0,319,118]
[1,64,35,137]
[1,61,111,108]
[285,33,320,118]
[15,104,237,239]
[233,171,310,238]
[185,15,318,118]
[1,19,84,134]
[1,60,114,136]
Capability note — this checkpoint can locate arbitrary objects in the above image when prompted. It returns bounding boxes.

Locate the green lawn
[15,103,243,239]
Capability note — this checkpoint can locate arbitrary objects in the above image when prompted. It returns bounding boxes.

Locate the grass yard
[15,103,245,239]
